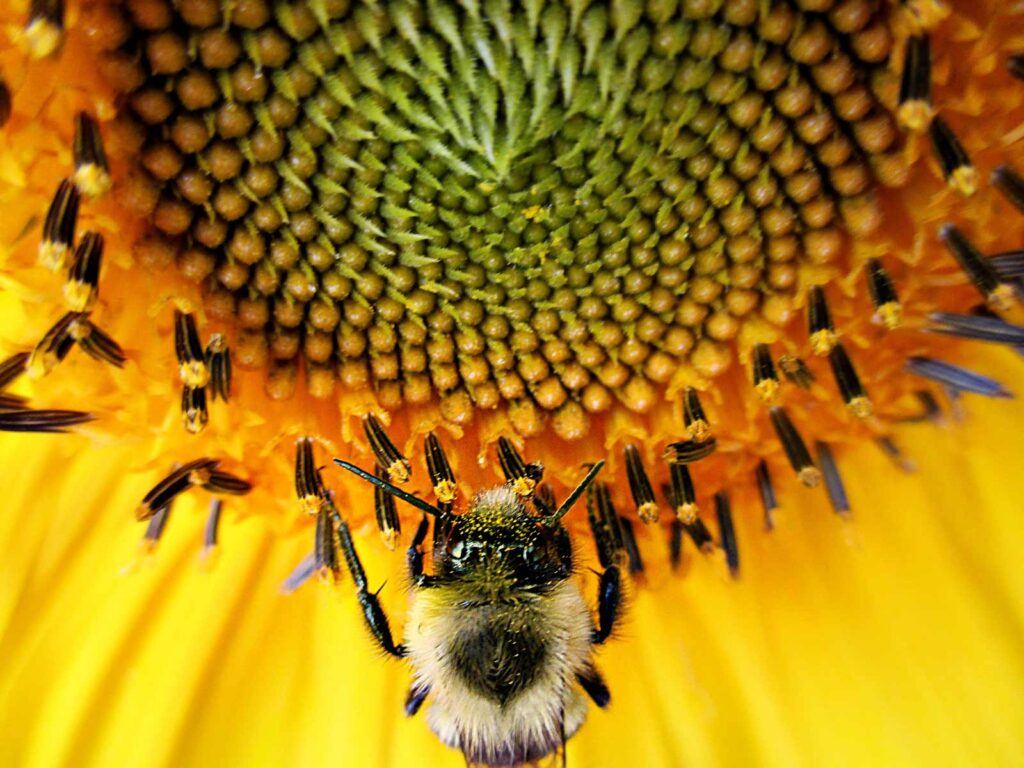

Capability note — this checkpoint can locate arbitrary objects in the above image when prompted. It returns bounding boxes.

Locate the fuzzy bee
[324,427,622,767]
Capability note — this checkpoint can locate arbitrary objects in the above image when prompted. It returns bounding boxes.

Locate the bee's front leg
[333,511,406,658]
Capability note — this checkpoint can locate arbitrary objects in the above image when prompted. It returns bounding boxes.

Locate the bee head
[438,487,572,590]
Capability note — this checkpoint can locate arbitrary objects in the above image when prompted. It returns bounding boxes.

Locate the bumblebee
[322,427,622,767]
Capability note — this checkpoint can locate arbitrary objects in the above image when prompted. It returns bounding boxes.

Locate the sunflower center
[117,0,901,438]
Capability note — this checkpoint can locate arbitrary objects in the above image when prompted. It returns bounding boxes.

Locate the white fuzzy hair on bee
[320,430,624,767]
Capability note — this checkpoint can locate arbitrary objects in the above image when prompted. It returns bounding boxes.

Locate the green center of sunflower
[120,0,901,437]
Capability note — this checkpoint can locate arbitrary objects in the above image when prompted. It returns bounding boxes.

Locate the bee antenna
[546,460,606,526]
[332,459,444,518]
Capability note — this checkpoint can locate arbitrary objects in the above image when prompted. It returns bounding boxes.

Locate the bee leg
[407,513,436,587]
[575,665,611,708]
[334,514,406,658]
[404,681,430,716]
[592,564,622,645]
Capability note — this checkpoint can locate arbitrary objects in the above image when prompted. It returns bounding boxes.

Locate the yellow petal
[0,347,1021,767]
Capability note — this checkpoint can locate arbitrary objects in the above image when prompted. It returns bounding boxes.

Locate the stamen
[295,437,327,516]
[778,355,815,390]
[939,225,1014,311]
[1010,54,1024,81]
[990,250,1024,279]
[752,343,780,403]
[201,468,251,495]
[715,492,738,578]
[142,502,172,553]
[992,166,1024,214]
[586,481,624,569]
[71,317,126,368]
[181,385,208,434]
[72,113,111,198]
[928,117,978,196]
[668,463,698,523]
[663,437,717,464]
[314,501,341,582]
[363,413,411,484]
[0,393,28,410]
[497,435,543,498]
[815,442,850,517]
[617,516,644,575]
[0,351,29,390]
[174,310,209,388]
[682,387,711,442]
[280,552,317,594]
[866,258,902,329]
[0,407,93,432]
[897,36,933,132]
[807,286,838,356]
[926,312,1024,345]
[205,334,232,402]
[666,465,714,553]
[25,0,64,59]
[26,312,79,378]
[829,342,873,418]
[373,463,401,549]
[768,406,821,487]
[875,436,917,474]
[903,390,944,424]
[905,356,1012,398]
[0,77,10,127]
[136,458,219,521]
[669,519,684,571]
[39,179,79,271]
[624,444,659,523]
[64,232,103,312]
[424,431,457,506]
[202,499,223,559]
[756,460,779,531]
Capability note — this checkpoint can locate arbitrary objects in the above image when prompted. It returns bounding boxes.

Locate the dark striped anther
[181,385,208,434]
[992,165,1024,214]
[815,442,851,517]
[174,310,209,388]
[829,342,872,418]
[295,437,327,516]
[939,224,1015,312]
[72,112,111,198]
[497,435,542,498]
[39,179,79,271]
[897,35,933,132]
[866,258,901,329]
[807,286,838,356]
[715,492,739,578]
[928,116,978,196]
[424,431,457,506]
[768,406,821,488]
[624,444,659,524]
[363,413,411,484]
[205,334,232,402]
[373,462,401,549]
[752,343,780,404]
[756,460,779,531]
[682,387,711,442]
[135,458,220,521]
[64,232,103,312]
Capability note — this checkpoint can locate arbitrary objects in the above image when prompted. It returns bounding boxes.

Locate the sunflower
[1,0,1023,766]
